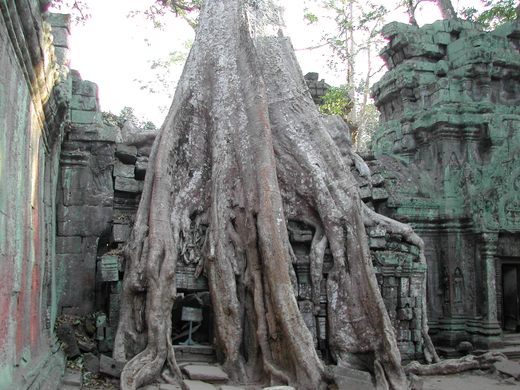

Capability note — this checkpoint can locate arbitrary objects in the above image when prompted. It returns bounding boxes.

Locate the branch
[295,42,329,51]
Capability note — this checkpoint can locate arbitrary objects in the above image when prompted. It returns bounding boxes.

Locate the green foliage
[131,0,202,29]
[102,107,158,132]
[461,0,517,29]
[318,86,353,116]
[304,11,319,24]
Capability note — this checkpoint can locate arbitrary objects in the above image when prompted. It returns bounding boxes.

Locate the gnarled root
[405,352,506,376]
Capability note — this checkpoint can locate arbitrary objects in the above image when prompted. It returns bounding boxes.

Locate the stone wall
[0,1,69,388]
[371,19,520,348]
[56,71,118,315]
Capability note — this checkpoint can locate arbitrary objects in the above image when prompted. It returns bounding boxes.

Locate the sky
[58,0,463,126]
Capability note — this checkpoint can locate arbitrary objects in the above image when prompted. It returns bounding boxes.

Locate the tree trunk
[436,0,457,19]
[114,1,436,389]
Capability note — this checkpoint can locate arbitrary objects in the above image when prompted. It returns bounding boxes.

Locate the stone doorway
[502,262,520,331]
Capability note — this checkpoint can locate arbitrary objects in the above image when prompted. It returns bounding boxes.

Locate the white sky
[63,0,471,126]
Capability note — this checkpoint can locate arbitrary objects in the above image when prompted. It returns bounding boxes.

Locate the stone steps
[332,366,375,390]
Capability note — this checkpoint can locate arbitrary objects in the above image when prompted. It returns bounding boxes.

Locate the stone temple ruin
[1,1,520,388]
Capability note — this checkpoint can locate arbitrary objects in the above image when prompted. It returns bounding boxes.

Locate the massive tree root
[113,1,437,389]
[405,352,506,376]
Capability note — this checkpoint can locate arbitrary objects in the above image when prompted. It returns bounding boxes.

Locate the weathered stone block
[183,380,216,390]
[112,223,131,242]
[100,255,120,282]
[333,365,374,390]
[114,161,135,178]
[57,205,113,236]
[182,365,229,382]
[56,236,82,254]
[68,123,120,142]
[47,13,71,30]
[51,26,69,47]
[115,176,142,193]
[359,186,372,200]
[83,353,99,373]
[62,370,82,386]
[71,110,103,124]
[159,385,182,390]
[99,354,125,378]
[371,173,385,186]
[70,95,98,111]
[73,79,98,97]
[369,237,386,249]
[372,187,389,200]
[494,360,520,380]
[54,46,70,66]
[116,144,138,164]
[262,388,295,390]
[434,32,451,45]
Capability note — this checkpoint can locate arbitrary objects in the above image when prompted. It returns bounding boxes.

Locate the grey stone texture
[371,19,520,348]
[0,4,69,389]
[56,70,116,315]
[182,365,229,381]
[494,360,520,380]
[183,381,217,390]
[99,354,125,377]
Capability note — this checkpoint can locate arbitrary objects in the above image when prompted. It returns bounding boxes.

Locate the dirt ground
[421,371,519,390]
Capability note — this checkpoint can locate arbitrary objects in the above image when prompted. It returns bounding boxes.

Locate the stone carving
[372,19,520,346]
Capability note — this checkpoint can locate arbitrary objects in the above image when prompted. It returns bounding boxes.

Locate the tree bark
[114,1,435,389]
[436,0,457,19]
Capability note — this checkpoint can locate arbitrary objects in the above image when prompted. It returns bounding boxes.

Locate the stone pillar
[480,232,498,322]
[477,232,502,346]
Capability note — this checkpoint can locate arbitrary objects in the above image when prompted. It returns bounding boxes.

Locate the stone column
[480,232,498,322]
[478,232,502,346]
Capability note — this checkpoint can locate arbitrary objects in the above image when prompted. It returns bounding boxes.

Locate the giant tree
[113,1,437,389]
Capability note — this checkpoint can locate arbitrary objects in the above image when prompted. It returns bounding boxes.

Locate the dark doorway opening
[502,263,520,331]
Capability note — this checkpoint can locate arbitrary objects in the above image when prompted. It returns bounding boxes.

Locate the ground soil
[421,371,518,389]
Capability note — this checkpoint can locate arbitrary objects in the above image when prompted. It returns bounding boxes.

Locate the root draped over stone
[114,1,437,389]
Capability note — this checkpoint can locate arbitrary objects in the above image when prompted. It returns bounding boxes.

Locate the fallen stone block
[159,384,182,390]
[62,369,82,386]
[182,365,229,382]
[99,354,125,378]
[333,366,375,390]
[56,324,80,358]
[83,353,99,374]
[78,337,97,352]
[262,387,295,390]
[494,359,520,380]
[218,386,246,390]
[183,380,216,390]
